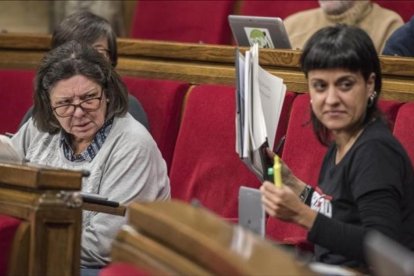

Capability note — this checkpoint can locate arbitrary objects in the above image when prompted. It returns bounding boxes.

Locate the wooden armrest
[83,202,126,216]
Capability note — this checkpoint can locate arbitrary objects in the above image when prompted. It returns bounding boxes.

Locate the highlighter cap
[267,167,274,177]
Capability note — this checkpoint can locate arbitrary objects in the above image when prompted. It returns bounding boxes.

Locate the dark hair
[51,11,118,67]
[33,41,128,133]
[300,25,382,145]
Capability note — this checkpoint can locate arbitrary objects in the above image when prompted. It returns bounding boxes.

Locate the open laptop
[228,15,291,49]
[365,231,414,276]
[238,186,265,237]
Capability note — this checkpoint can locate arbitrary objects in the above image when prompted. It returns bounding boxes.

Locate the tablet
[238,186,265,237]
[228,15,291,49]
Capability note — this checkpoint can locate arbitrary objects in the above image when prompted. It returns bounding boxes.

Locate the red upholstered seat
[169,84,260,219]
[393,102,414,167]
[240,1,411,22]
[239,1,319,20]
[378,99,404,131]
[376,0,414,22]
[273,92,296,155]
[0,69,35,134]
[169,84,295,219]
[122,77,189,171]
[266,94,403,245]
[99,262,150,276]
[131,0,235,45]
[0,215,21,275]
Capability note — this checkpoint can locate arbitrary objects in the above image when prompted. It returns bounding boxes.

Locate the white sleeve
[80,135,170,267]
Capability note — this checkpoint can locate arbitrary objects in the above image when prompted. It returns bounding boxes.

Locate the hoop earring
[367,91,377,107]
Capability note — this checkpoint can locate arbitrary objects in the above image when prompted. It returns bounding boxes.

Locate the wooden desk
[113,200,312,275]
[0,161,83,276]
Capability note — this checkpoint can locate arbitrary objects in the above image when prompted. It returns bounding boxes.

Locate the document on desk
[0,134,23,163]
[235,43,286,181]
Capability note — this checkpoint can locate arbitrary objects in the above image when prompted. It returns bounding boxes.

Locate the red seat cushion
[0,215,21,275]
[122,77,189,171]
[0,69,35,134]
[131,0,235,44]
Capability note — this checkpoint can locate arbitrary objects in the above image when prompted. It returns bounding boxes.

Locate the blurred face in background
[318,0,355,15]
[92,36,110,61]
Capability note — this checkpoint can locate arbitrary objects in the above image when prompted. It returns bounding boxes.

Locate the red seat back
[169,84,295,219]
[239,1,319,20]
[0,69,35,134]
[0,215,21,275]
[131,0,235,45]
[169,84,260,219]
[376,0,414,22]
[100,262,150,276]
[393,102,414,168]
[122,77,189,170]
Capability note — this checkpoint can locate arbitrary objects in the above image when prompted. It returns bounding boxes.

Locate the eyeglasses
[52,92,104,118]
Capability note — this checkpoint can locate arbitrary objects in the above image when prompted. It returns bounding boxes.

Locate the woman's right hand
[266,147,306,196]
[260,181,316,230]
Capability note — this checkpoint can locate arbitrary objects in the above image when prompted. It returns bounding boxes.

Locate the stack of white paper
[235,43,286,180]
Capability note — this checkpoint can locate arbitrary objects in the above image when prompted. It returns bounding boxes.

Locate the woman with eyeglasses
[20,11,150,131]
[12,41,170,274]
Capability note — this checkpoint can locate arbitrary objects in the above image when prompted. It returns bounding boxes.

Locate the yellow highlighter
[273,155,283,188]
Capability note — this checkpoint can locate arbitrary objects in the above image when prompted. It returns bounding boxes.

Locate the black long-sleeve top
[307,119,414,269]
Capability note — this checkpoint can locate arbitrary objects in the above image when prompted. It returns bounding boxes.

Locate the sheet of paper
[235,42,286,181]
[0,134,23,162]
[257,67,286,149]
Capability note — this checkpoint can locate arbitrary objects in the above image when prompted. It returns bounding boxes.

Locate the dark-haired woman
[12,41,170,271]
[260,25,414,270]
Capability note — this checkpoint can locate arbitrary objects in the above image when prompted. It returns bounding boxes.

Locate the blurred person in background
[284,0,403,53]
[383,16,414,57]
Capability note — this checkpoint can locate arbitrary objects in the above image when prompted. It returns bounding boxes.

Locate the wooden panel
[0,162,82,190]
[1,33,414,101]
[127,200,312,275]
[0,162,83,276]
[112,226,211,275]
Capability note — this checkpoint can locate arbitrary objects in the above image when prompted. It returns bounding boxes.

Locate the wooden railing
[1,33,414,102]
